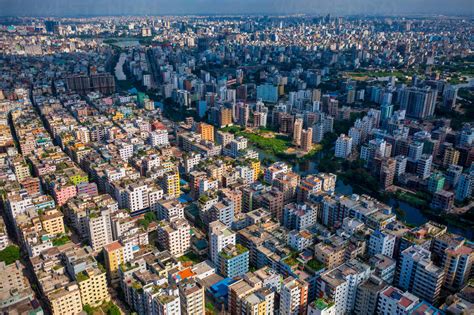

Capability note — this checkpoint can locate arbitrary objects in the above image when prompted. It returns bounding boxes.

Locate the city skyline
[0,8,472,315]
[1,0,474,17]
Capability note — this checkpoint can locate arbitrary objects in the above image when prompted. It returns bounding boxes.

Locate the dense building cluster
[0,14,472,315]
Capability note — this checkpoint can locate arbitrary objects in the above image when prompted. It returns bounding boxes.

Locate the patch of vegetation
[242,131,292,155]
[83,301,121,315]
[52,234,70,247]
[220,125,244,134]
[206,301,217,315]
[178,252,202,264]
[307,259,325,271]
[76,271,89,282]
[346,69,415,82]
[393,190,429,209]
[0,245,20,265]
[138,211,157,229]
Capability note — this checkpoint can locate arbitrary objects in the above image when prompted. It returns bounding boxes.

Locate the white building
[183,153,201,173]
[149,130,169,147]
[318,259,371,314]
[264,162,289,183]
[377,286,419,315]
[124,182,163,213]
[335,134,353,158]
[416,154,433,180]
[368,230,396,258]
[209,221,236,265]
[348,127,361,149]
[119,143,134,161]
[87,210,113,251]
[279,276,308,315]
[398,245,445,304]
[229,136,248,157]
[154,199,184,221]
[157,218,191,257]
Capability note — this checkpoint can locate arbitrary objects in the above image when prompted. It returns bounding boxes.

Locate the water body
[390,200,473,240]
[115,53,127,81]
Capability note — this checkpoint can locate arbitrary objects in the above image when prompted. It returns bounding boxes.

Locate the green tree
[83,304,94,315]
[0,245,20,265]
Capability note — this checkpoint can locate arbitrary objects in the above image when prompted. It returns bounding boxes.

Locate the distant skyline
[1,0,473,17]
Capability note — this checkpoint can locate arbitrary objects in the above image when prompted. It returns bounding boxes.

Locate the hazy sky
[1,0,473,17]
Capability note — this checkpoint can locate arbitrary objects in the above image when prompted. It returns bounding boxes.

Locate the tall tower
[293,118,303,146]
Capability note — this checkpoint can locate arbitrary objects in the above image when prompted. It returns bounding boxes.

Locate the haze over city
[1,0,474,16]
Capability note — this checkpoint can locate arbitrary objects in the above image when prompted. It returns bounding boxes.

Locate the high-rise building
[442,85,458,109]
[160,171,180,198]
[370,254,396,284]
[408,141,424,162]
[219,244,249,278]
[90,73,116,95]
[399,87,437,119]
[47,283,83,315]
[301,128,313,152]
[40,208,65,236]
[197,122,215,142]
[178,278,205,315]
[157,218,191,257]
[427,172,446,193]
[293,118,303,146]
[335,134,352,158]
[394,155,407,180]
[103,241,133,283]
[445,165,463,189]
[86,210,113,251]
[283,202,318,231]
[197,100,207,118]
[76,267,110,307]
[242,289,275,315]
[280,276,308,315]
[149,129,169,147]
[318,259,371,314]
[378,157,396,189]
[398,245,444,304]
[209,221,236,265]
[381,103,394,120]
[368,230,396,258]
[430,190,454,212]
[377,286,419,315]
[443,147,460,168]
[354,276,388,315]
[257,84,279,103]
[219,107,233,127]
[123,181,164,214]
[455,172,473,201]
[209,198,235,227]
[259,188,284,222]
[416,154,432,179]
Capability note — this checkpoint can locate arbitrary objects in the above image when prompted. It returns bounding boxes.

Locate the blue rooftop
[209,278,235,300]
